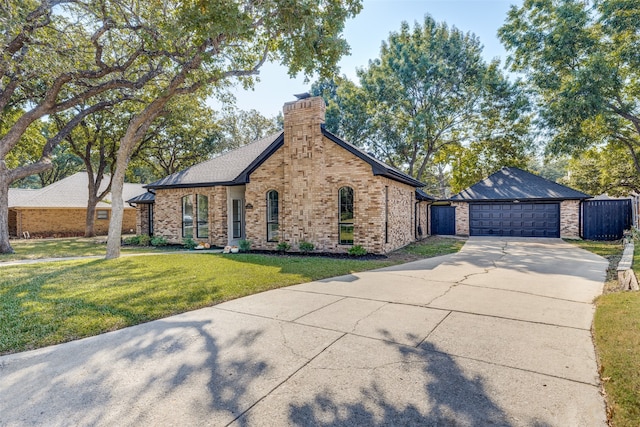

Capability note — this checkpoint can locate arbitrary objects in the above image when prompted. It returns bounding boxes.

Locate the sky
[217,0,524,118]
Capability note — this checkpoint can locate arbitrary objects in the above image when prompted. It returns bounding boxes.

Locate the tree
[0,0,163,253]
[499,0,640,194]
[218,108,281,151]
[132,97,223,179]
[105,0,363,259]
[565,145,640,196]
[312,16,533,195]
[352,16,489,182]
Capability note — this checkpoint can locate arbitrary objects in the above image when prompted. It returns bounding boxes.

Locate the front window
[267,190,279,242]
[232,199,243,239]
[96,209,109,220]
[339,186,354,245]
[196,194,209,238]
[182,195,194,238]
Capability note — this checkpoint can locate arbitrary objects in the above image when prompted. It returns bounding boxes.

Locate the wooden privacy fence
[582,199,632,241]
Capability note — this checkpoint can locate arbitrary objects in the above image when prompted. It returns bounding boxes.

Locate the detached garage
[447,167,590,239]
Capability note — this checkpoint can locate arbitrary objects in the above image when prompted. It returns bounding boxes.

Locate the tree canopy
[499,0,640,194]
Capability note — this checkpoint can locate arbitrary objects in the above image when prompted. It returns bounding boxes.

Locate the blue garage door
[469,203,560,238]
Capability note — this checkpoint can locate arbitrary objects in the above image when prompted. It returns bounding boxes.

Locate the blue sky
[222,0,523,117]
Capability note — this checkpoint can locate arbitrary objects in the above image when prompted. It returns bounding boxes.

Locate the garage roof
[451,167,591,201]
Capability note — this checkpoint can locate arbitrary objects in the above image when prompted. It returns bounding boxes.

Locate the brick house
[9,172,142,238]
[129,95,434,254]
[439,167,590,238]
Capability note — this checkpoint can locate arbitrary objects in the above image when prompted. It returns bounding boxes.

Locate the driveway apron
[0,237,609,426]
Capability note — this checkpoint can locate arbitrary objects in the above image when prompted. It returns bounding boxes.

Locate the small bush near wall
[348,245,367,256]
[239,239,252,252]
[150,236,168,247]
[277,241,291,252]
[183,238,197,250]
[299,241,315,253]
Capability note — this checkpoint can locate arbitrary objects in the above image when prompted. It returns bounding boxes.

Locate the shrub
[182,237,197,250]
[276,241,291,252]
[138,234,151,246]
[123,235,140,245]
[348,245,367,256]
[239,239,252,252]
[298,241,315,253]
[150,236,168,247]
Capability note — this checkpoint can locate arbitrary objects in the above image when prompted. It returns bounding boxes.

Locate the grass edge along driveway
[568,239,640,427]
[0,237,463,356]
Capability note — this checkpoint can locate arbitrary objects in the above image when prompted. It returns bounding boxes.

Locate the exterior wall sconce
[245,203,253,210]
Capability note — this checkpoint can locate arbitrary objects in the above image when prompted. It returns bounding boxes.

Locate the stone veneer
[149,96,424,253]
[244,97,418,254]
[560,200,580,238]
[153,186,227,246]
[451,202,469,236]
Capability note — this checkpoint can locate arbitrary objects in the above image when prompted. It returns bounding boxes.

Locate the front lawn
[568,238,640,426]
[0,253,394,355]
[0,237,174,262]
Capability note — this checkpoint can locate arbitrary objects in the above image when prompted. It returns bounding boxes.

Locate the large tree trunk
[85,193,98,237]
[0,163,13,254]
[106,159,126,259]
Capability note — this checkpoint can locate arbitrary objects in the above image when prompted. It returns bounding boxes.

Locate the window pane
[268,223,279,242]
[197,194,209,238]
[339,225,354,245]
[232,199,243,239]
[182,195,193,238]
[338,187,354,245]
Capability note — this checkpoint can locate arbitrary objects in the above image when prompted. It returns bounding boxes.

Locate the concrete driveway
[0,238,608,426]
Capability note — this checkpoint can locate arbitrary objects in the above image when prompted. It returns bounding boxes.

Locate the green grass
[0,238,175,262]
[0,253,393,355]
[568,238,640,426]
[397,236,465,258]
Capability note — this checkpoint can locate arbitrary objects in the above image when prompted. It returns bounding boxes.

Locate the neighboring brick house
[9,172,142,238]
[441,167,590,238]
[129,95,434,254]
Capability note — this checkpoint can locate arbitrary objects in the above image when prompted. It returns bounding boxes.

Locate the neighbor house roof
[9,172,144,209]
[145,127,426,190]
[451,167,591,201]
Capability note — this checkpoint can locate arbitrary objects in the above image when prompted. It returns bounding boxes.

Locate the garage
[450,167,592,239]
[469,202,560,237]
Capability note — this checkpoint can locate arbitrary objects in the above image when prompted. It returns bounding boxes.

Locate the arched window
[267,190,279,242]
[182,195,194,238]
[339,186,354,245]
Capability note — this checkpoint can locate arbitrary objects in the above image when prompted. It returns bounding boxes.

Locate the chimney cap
[294,92,311,100]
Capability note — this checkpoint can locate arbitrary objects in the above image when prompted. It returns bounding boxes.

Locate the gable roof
[127,191,156,204]
[145,132,284,189]
[145,127,426,190]
[9,172,144,209]
[451,167,591,201]
[321,126,425,187]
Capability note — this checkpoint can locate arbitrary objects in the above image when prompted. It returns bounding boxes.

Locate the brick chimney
[281,95,327,247]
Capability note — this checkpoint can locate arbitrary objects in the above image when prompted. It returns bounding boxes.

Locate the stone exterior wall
[150,96,420,254]
[153,187,227,246]
[11,208,136,237]
[242,96,417,254]
[560,200,581,238]
[451,202,469,236]
[416,201,430,239]
[136,204,151,236]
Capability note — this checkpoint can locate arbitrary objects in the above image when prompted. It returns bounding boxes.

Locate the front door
[227,185,246,246]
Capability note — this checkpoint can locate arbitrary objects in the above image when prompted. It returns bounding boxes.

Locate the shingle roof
[145,127,426,190]
[127,191,155,204]
[145,132,284,189]
[416,188,435,201]
[9,172,144,209]
[451,167,591,201]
